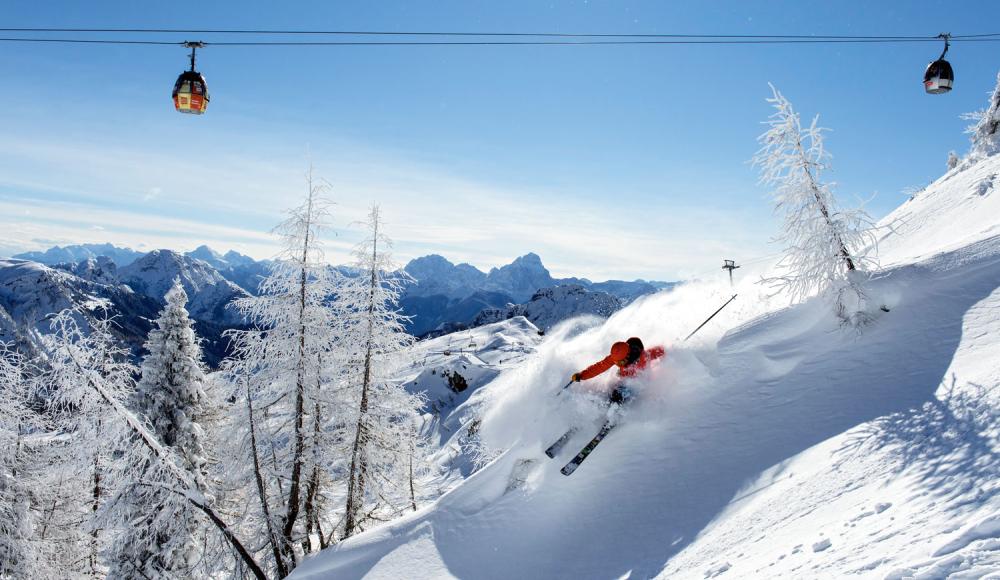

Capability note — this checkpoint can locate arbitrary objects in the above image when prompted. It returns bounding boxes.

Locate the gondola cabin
[173,71,209,114]
[924,59,954,94]
[924,34,954,95]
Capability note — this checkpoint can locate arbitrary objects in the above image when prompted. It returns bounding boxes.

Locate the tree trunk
[796,137,856,272]
[281,179,315,569]
[344,214,380,539]
[409,438,417,512]
[90,420,102,577]
[247,375,287,578]
[301,397,323,554]
[343,374,370,538]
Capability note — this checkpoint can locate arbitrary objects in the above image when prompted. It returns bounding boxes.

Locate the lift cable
[2,36,1000,47]
[1,27,999,40]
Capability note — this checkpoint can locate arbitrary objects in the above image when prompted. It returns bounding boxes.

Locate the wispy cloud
[0,127,777,280]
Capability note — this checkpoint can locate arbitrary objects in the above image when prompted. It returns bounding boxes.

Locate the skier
[546,337,666,475]
[570,336,665,406]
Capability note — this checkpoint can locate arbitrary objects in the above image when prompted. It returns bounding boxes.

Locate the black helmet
[625,337,644,365]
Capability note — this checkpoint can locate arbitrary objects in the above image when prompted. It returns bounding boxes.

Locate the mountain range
[4,244,675,361]
[401,252,674,335]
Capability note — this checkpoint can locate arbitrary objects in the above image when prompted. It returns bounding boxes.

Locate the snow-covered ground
[290,154,1000,579]
[401,316,545,488]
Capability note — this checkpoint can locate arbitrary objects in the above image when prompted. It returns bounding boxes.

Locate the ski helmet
[610,341,630,363]
[625,337,644,365]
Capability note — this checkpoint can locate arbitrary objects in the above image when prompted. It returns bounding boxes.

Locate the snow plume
[754,85,880,327]
[472,276,774,463]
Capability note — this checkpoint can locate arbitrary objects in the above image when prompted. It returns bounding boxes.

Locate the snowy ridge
[290,156,1000,577]
[0,258,160,352]
[119,249,249,325]
[12,243,144,267]
[473,284,621,331]
[401,316,545,481]
[878,155,1000,265]
[401,253,672,336]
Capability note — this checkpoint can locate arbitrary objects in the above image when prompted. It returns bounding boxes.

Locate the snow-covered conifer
[338,205,426,538]
[109,280,215,578]
[754,85,879,326]
[40,308,139,576]
[965,70,1000,163]
[136,279,211,483]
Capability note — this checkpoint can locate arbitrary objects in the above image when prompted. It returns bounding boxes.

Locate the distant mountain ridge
[14,243,145,267]
[0,258,161,357]
[10,243,676,342]
[401,252,674,335]
[473,284,622,331]
[118,250,249,326]
[184,245,270,295]
[3,250,252,366]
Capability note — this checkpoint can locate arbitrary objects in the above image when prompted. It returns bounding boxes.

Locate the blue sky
[1,0,999,281]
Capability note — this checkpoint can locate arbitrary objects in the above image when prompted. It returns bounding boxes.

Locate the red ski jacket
[578,346,666,381]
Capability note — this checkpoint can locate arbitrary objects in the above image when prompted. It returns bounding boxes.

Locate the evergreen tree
[947,150,960,170]
[110,280,214,578]
[136,279,211,484]
[966,70,1000,163]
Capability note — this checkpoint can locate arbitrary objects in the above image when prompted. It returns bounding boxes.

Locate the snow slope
[0,258,160,352]
[290,157,1000,579]
[402,317,545,483]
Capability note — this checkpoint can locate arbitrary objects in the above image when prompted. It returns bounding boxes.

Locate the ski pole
[683,294,738,342]
[556,379,574,396]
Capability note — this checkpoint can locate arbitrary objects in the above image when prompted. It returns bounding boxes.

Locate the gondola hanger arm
[937,33,951,60]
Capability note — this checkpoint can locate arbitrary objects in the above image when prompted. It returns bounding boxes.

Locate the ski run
[291,124,1000,578]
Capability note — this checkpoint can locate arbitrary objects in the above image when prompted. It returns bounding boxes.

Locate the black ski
[544,428,578,458]
[561,421,616,476]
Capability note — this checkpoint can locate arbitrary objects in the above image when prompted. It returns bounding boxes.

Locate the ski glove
[571,373,582,382]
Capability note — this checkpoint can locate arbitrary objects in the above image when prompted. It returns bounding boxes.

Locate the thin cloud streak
[1,129,777,280]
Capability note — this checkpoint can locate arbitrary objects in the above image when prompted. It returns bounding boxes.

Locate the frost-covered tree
[137,280,211,468]
[110,280,216,578]
[0,344,41,578]
[41,308,264,579]
[947,150,960,170]
[964,70,1000,163]
[224,170,343,576]
[338,205,425,538]
[754,85,878,325]
[40,309,139,576]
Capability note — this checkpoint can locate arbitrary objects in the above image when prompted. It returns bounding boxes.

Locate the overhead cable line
[0,29,970,113]
[2,37,1000,46]
[2,27,999,40]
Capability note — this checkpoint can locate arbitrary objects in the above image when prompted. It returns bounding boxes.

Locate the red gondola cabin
[173,70,209,114]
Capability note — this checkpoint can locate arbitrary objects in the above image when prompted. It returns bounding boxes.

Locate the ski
[544,428,577,458]
[560,421,616,476]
